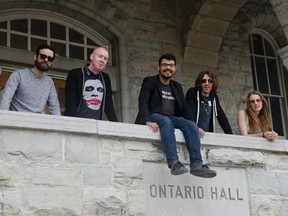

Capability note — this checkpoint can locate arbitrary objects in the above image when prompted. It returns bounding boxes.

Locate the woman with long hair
[237,90,278,141]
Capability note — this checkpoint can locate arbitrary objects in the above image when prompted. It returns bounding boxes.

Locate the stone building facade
[1,1,288,215]
[0,0,287,136]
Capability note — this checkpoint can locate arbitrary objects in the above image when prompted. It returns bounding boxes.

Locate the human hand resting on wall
[199,128,205,138]
[263,131,278,141]
[145,121,159,133]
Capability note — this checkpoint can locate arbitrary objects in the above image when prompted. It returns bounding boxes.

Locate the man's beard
[160,70,173,80]
[34,60,51,72]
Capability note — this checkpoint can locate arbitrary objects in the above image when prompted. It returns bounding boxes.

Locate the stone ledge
[0,110,287,153]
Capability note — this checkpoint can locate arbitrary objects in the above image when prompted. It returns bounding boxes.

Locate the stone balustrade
[0,110,287,215]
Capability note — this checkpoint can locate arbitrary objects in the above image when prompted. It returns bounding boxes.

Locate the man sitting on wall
[135,53,216,178]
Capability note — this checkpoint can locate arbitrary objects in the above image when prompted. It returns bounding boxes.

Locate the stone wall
[0,111,287,215]
[0,0,288,127]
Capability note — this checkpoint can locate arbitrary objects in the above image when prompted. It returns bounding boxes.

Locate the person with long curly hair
[237,90,278,141]
[186,71,233,134]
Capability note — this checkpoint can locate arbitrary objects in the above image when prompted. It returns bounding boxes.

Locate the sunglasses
[249,99,262,104]
[38,53,54,62]
[201,79,213,84]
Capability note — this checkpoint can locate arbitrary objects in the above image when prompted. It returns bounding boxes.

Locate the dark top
[198,95,212,131]
[186,87,233,134]
[64,65,118,122]
[135,75,194,125]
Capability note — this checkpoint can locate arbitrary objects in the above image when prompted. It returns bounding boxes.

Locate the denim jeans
[150,113,203,168]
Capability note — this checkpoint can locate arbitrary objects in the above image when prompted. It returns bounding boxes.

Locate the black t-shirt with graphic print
[78,69,104,119]
[159,83,175,116]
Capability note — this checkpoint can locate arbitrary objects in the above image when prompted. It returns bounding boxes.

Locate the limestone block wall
[0,111,287,216]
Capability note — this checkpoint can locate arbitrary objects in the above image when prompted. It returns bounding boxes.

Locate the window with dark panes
[51,22,66,40]
[11,19,27,33]
[0,18,107,61]
[249,33,286,136]
[87,48,94,60]
[11,34,27,50]
[0,16,113,117]
[31,38,47,51]
[69,28,84,43]
[267,59,280,95]
[0,21,7,29]
[0,32,6,46]
[51,41,66,57]
[70,45,84,60]
[87,37,97,46]
[269,97,284,135]
[31,19,47,37]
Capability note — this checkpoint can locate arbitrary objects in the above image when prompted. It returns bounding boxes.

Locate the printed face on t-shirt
[83,79,103,110]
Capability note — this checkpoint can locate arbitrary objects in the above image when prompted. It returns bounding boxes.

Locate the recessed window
[0,15,116,118]
[0,21,7,29]
[70,45,84,60]
[249,33,285,136]
[11,19,27,33]
[11,34,27,50]
[0,32,6,46]
[31,19,47,37]
[51,22,66,40]
[0,18,108,61]
[69,28,84,43]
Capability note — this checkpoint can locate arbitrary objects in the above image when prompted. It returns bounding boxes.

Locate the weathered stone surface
[24,185,82,214]
[83,166,112,186]
[82,188,127,216]
[65,134,99,164]
[0,111,287,215]
[2,129,62,162]
[208,148,267,166]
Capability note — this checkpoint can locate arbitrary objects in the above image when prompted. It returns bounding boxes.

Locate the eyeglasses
[249,99,262,104]
[160,63,175,68]
[38,53,54,62]
[201,79,213,84]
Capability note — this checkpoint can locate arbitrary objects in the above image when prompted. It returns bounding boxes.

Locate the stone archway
[181,0,288,72]
[181,1,247,70]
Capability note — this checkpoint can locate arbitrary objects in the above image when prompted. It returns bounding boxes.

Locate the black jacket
[64,65,118,122]
[186,87,232,134]
[135,75,194,125]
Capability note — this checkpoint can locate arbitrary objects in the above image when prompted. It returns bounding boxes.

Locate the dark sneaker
[170,161,189,175]
[190,164,217,178]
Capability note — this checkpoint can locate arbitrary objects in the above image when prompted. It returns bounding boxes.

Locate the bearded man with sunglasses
[0,44,60,115]
[186,71,232,134]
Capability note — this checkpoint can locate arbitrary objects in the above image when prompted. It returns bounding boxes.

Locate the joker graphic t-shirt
[78,69,103,119]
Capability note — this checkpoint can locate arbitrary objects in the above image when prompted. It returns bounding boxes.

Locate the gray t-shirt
[0,68,60,115]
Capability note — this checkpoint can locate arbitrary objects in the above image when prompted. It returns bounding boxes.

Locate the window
[249,31,286,136]
[0,14,117,117]
[0,18,110,62]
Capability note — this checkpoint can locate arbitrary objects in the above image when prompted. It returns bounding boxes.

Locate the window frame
[0,10,120,119]
[249,29,287,137]
[0,10,112,64]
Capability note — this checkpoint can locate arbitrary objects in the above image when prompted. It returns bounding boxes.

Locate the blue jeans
[150,113,203,168]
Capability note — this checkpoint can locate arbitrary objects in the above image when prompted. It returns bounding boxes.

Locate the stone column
[278,45,288,71]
